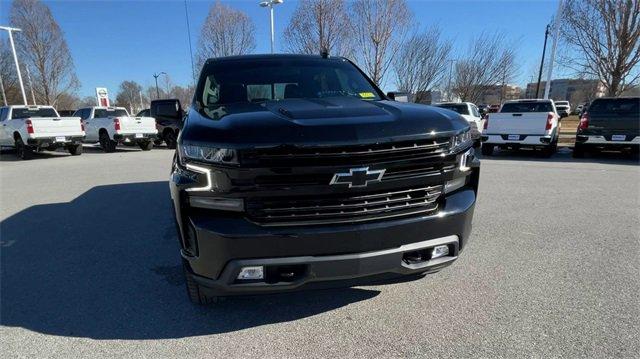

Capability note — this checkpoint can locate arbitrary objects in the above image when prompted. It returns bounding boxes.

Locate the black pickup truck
[168,54,480,304]
[574,97,639,157]
[150,99,184,149]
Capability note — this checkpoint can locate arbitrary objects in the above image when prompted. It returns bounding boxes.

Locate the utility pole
[543,0,563,100]
[0,75,6,106]
[184,0,196,86]
[499,69,506,103]
[0,26,27,105]
[139,90,144,112]
[25,66,36,105]
[535,24,550,99]
[446,59,455,102]
[153,72,166,99]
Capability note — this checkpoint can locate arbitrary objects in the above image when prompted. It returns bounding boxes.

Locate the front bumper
[189,235,460,296]
[180,187,476,296]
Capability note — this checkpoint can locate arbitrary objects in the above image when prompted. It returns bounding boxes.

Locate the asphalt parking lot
[1,146,639,358]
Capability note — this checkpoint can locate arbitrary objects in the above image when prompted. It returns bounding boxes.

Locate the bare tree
[349,0,413,86]
[283,0,352,57]
[116,81,145,114]
[55,93,80,110]
[0,39,23,105]
[562,0,640,96]
[10,0,79,106]
[196,1,255,67]
[452,32,519,104]
[393,27,452,102]
[168,84,194,108]
[78,96,97,107]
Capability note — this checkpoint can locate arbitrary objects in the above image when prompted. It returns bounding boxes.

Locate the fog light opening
[431,245,450,259]
[237,266,264,280]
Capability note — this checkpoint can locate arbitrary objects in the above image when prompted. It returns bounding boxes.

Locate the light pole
[25,66,36,105]
[259,0,283,54]
[0,75,6,106]
[153,72,167,99]
[544,0,564,100]
[535,24,550,99]
[0,26,27,105]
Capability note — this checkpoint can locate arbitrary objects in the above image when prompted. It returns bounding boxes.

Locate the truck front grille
[246,185,443,226]
[241,137,451,167]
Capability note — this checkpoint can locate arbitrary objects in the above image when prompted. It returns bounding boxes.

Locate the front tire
[481,144,494,156]
[67,144,83,156]
[15,137,34,160]
[184,263,220,305]
[164,130,177,149]
[99,131,117,153]
[138,140,153,151]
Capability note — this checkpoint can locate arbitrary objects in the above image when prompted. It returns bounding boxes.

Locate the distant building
[413,90,454,104]
[524,79,605,105]
[477,84,522,105]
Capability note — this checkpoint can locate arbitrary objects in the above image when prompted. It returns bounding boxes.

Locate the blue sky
[0,0,563,97]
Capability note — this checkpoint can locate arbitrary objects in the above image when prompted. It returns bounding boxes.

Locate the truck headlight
[450,129,472,153]
[179,144,238,165]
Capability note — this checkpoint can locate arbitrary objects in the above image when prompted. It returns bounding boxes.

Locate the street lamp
[259,0,283,54]
[153,72,167,99]
[0,26,27,105]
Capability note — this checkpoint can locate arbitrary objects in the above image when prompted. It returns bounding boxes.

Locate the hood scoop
[267,97,387,120]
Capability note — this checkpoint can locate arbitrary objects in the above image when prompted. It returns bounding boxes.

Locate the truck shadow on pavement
[0,181,379,339]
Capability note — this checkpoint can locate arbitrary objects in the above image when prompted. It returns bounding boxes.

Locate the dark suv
[574,97,639,157]
[169,54,480,304]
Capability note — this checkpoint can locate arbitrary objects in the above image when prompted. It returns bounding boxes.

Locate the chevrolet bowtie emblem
[330,167,386,188]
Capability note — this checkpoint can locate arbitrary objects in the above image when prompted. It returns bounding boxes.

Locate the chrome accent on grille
[247,185,443,226]
[241,138,451,166]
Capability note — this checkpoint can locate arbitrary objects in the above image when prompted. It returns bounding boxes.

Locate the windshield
[197,58,382,108]
[500,102,553,113]
[11,107,58,119]
[588,98,639,115]
[94,108,128,118]
[436,104,469,115]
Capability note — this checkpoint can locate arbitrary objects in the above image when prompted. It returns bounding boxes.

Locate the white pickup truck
[0,105,85,160]
[434,102,484,147]
[481,99,560,157]
[73,106,157,152]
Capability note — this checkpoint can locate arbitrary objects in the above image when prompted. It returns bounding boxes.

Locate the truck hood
[182,97,469,148]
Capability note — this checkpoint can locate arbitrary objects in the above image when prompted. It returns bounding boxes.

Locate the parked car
[578,102,590,117]
[555,100,571,118]
[481,99,559,157]
[136,108,150,117]
[73,106,157,152]
[170,54,480,304]
[434,102,484,147]
[488,104,500,113]
[573,97,639,157]
[0,105,84,159]
[150,99,183,149]
[571,103,585,115]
